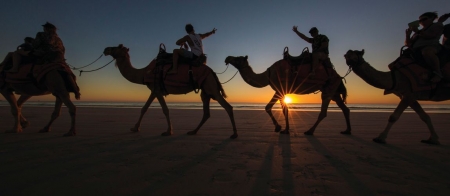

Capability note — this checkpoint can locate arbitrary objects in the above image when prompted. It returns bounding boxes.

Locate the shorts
[181,49,198,60]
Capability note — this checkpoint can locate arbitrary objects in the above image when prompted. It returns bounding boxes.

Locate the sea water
[1,101,450,113]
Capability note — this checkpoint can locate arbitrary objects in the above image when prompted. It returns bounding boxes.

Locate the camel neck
[352,61,394,90]
[115,56,146,85]
[238,65,270,88]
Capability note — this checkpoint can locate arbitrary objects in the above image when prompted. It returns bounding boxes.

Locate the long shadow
[134,138,233,194]
[0,133,189,190]
[348,136,450,180]
[305,136,375,196]
[249,139,275,195]
[278,133,295,196]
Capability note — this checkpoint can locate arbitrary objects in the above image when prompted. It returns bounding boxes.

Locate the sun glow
[283,96,293,104]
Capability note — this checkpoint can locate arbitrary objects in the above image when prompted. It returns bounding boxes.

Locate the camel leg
[188,91,211,135]
[333,95,351,135]
[265,93,282,132]
[131,93,156,132]
[373,97,413,144]
[1,91,22,133]
[409,101,439,145]
[59,93,76,137]
[304,95,331,136]
[156,94,173,136]
[214,92,238,139]
[17,95,31,129]
[279,98,290,134]
[39,97,63,133]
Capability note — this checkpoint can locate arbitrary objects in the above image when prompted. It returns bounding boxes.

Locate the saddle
[283,47,334,68]
[0,62,80,95]
[387,47,450,92]
[156,43,206,67]
[143,44,212,95]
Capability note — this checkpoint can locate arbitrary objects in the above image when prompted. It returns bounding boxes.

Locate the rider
[30,22,66,65]
[0,37,34,72]
[168,24,216,74]
[405,12,444,83]
[292,26,330,76]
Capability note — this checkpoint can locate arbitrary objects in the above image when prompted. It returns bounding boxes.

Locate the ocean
[1,101,450,113]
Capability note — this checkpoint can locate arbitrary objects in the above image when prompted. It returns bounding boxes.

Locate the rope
[67,54,104,70]
[78,59,115,76]
[220,71,239,84]
[340,67,353,84]
[214,64,229,74]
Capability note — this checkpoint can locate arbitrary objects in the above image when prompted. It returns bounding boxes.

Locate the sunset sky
[1,0,449,104]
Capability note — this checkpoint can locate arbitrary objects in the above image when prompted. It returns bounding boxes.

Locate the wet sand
[1,106,450,195]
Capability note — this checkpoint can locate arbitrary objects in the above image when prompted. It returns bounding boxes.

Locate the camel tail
[338,81,347,104]
[213,72,227,98]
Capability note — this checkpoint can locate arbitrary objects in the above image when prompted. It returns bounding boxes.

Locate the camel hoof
[130,127,139,132]
[280,130,290,135]
[274,125,282,132]
[304,131,313,136]
[39,128,50,133]
[372,138,386,144]
[161,132,172,136]
[421,139,440,145]
[230,134,238,139]
[63,132,76,137]
[340,131,351,135]
[187,131,197,135]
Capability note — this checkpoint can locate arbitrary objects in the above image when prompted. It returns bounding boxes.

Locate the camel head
[225,56,249,70]
[344,49,365,68]
[103,44,129,59]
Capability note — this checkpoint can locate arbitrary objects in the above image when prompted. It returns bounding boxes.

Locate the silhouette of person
[168,24,216,74]
[0,37,34,72]
[31,22,66,65]
[405,12,444,83]
[292,26,330,76]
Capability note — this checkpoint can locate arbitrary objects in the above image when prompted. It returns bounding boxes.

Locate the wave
[1,101,450,113]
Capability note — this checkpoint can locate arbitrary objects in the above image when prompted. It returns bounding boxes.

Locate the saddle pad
[143,59,212,88]
[388,56,450,92]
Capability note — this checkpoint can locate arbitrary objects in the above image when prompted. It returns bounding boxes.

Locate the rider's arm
[200,28,217,39]
[175,35,190,46]
[293,30,311,43]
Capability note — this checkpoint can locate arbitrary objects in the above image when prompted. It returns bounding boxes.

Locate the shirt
[308,34,329,54]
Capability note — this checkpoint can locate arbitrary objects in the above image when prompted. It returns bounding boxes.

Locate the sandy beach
[1,106,450,195]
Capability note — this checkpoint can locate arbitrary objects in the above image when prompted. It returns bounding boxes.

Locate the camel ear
[245,55,248,60]
[118,44,123,48]
[361,49,365,55]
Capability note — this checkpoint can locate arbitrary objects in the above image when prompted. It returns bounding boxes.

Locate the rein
[78,58,115,76]
[67,54,104,70]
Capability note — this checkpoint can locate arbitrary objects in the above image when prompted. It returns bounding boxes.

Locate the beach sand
[1,106,450,195]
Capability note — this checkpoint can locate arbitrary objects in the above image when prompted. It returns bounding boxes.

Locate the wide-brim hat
[42,22,56,29]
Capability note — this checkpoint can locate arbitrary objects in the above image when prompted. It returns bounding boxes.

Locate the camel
[344,49,449,145]
[0,62,80,136]
[224,55,351,135]
[103,44,238,139]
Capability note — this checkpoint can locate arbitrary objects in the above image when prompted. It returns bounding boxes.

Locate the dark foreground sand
[1,106,450,196]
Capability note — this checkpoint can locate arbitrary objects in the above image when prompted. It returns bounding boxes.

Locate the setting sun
[283,96,292,104]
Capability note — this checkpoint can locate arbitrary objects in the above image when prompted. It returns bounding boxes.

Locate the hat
[42,22,56,29]
[309,27,318,33]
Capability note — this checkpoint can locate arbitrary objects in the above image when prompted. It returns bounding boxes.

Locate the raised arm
[199,28,217,39]
[438,13,450,23]
[292,26,311,43]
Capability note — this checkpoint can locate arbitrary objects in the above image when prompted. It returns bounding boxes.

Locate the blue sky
[1,0,449,104]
